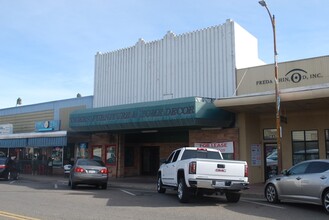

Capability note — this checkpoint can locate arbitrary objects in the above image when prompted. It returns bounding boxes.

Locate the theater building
[69,19,264,179]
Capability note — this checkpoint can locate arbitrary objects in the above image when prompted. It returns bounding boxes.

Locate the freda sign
[256,68,324,86]
[237,56,329,95]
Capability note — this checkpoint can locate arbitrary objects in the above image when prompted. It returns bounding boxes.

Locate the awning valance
[0,131,67,148]
[70,97,235,132]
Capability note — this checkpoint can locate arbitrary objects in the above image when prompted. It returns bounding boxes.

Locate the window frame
[325,130,329,159]
[291,130,319,165]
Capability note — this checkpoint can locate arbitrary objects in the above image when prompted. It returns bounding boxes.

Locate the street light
[258,0,282,173]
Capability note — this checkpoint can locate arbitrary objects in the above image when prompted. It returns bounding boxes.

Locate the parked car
[264,159,329,213]
[0,157,19,180]
[68,159,108,189]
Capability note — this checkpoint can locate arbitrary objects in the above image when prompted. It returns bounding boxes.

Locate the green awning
[69,97,235,132]
[0,131,67,148]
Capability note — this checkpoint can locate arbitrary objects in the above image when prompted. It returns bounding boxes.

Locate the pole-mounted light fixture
[258,0,282,174]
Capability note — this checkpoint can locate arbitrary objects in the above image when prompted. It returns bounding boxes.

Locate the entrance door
[265,143,278,180]
[141,147,159,176]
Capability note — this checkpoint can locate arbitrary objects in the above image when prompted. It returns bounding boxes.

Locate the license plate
[215,181,225,187]
[88,170,97,174]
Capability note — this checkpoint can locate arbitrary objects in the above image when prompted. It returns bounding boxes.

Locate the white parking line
[120,189,136,196]
[242,199,285,209]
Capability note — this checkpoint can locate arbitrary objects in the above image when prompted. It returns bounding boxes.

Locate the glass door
[265,143,278,180]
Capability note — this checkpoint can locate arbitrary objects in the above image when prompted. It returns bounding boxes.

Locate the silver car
[68,159,108,189]
[264,159,329,213]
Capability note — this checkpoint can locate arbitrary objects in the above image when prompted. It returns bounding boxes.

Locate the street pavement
[19,174,264,199]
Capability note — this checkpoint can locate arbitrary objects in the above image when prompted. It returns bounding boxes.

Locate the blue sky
[1,0,328,108]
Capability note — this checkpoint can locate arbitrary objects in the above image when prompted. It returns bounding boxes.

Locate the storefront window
[52,147,63,167]
[77,143,88,159]
[0,149,5,157]
[292,130,319,165]
[92,146,102,161]
[106,146,116,165]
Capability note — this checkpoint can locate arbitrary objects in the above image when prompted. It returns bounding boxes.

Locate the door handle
[320,176,327,180]
[296,177,301,180]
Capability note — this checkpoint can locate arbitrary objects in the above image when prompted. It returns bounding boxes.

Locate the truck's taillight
[189,161,196,174]
[244,164,248,177]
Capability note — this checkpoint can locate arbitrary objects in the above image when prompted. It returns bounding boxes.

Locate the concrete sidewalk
[19,174,264,199]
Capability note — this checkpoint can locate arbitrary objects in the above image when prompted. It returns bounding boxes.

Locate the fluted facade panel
[94,20,237,108]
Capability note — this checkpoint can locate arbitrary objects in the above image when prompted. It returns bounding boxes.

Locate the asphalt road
[0,178,328,220]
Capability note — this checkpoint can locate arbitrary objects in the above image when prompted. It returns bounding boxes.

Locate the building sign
[255,68,324,86]
[263,129,277,140]
[0,124,13,135]
[71,104,196,124]
[194,142,234,153]
[237,56,329,95]
[35,120,60,132]
[69,97,234,131]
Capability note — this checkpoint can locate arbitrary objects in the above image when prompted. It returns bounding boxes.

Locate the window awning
[0,131,67,148]
[70,97,235,132]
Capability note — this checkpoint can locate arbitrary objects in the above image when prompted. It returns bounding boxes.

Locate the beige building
[215,55,329,183]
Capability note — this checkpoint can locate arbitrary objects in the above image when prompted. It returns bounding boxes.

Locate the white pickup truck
[157,147,249,203]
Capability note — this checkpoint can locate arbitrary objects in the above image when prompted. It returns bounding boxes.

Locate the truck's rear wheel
[178,177,190,203]
[157,175,166,193]
[225,192,241,203]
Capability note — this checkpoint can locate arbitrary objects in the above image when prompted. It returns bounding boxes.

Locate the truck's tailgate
[195,159,247,181]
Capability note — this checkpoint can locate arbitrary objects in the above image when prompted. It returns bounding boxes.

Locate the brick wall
[189,128,240,159]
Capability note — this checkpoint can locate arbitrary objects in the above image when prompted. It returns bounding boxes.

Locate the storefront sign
[255,68,324,86]
[194,142,234,153]
[35,120,60,132]
[0,124,13,135]
[263,128,277,140]
[71,104,195,124]
[237,56,329,95]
